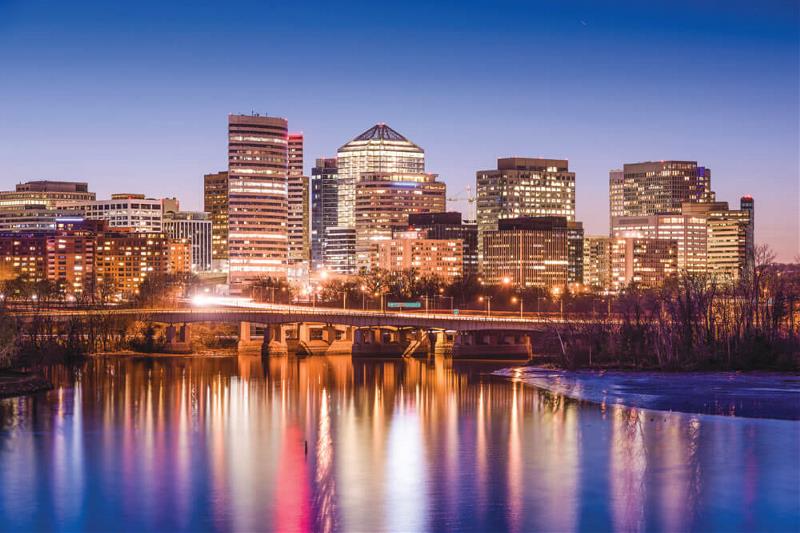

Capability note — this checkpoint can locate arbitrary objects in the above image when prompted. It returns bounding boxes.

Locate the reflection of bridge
[17,304,599,360]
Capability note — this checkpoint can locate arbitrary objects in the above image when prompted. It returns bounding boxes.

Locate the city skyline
[0,0,798,260]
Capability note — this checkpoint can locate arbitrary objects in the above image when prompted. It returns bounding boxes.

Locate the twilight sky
[0,0,798,259]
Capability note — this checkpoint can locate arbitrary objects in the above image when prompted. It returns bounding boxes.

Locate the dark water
[0,356,798,532]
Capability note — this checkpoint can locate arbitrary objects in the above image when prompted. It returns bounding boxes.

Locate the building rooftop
[497,216,569,231]
[15,180,90,193]
[351,123,410,143]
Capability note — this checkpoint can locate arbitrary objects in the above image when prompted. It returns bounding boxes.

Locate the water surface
[0,355,798,532]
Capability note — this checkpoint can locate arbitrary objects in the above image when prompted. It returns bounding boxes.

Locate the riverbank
[0,370,53,399]
[92,347,238,358]
[495,366,800,420]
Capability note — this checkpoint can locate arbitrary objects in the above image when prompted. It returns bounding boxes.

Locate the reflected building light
[507,381,523,531]
[610,407,647,532]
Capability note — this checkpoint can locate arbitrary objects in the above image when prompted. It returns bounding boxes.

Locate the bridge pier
[351,326,436,358]
[164,323,192,353]
[261,324,289,358]
[451,330,531,361]
[237,322,289,357]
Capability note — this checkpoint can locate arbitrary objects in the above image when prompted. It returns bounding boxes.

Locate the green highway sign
[387,301,422,309]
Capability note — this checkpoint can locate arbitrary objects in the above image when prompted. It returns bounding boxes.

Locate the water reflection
[0,356,797,532]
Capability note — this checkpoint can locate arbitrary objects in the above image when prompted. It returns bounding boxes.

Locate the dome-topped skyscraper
[336,123,425,230]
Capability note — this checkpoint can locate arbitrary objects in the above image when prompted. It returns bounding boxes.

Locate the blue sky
[0,0,798,259]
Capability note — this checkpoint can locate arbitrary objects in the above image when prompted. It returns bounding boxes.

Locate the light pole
[478,295,493,317]
[551,287,563,319]
[437,294,454,311]
[511,296,523,318]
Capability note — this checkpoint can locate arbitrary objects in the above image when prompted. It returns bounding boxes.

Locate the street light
[478,295,493,317]
[551,286,563,318]
[511,296,523,318]
[437,294,454,312]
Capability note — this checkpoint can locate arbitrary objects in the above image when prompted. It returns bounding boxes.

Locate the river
[0,355,798,532]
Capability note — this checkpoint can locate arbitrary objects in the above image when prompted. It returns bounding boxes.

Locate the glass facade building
[310,158,339,272]
[476,158,576,267]
[227,114,288,293]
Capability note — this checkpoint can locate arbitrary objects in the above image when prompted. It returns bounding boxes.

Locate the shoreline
[0,370,53,399]
[494,366,800,421]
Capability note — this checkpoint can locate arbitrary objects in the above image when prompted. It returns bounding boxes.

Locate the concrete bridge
[13,304,599,360]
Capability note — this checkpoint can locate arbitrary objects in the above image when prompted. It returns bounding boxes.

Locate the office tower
[610,237,678,290]
[583,236,612,291]
[322,227,356,275]
[58,194,165,232]
[612,161,714,218]
[287,133,310,267]
[406,211,479,278]
[567,221,584,285]
[163,211,213,272]
[336,123,425,230]
[740,196,755,275]
[204,171,229,267]
[227,114,289,293]
[376,230,463,280]
[682,200,754,281]
[608,169,624,224]
[476,158,576,263]
[482,217,569,289]
[611,213,708,274]
[310,158,339,271]
[0,180,95,210]
[354,172,446,270]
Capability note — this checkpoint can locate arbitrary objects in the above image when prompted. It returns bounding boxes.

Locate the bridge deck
[9,305,609,332]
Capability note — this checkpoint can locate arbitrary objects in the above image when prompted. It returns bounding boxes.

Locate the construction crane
[446,185,476,220]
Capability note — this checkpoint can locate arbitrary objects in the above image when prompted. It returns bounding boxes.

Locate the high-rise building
[612,161,714,218]
[163,211,213,272]
[203,171,229,265]
[354,172,446,270]
[58,194,165,232]
[476,158,576,263]
[610,237,678,290]
[567,221,584,285]
[310,158,339,271]
[613,200,754,282]
[322,227,356,275]
[336,123,425,230]
[482,217,569,289]
[583,236,612,291]
[608,169,624,224]
[227,114,289,293]
[406,211,479,278]
[287,133,309,267]
[611,213,708,274]
[740,195,755,275]
[682,200,754,281]
[0,180,95,210]
[376,230,463,280]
